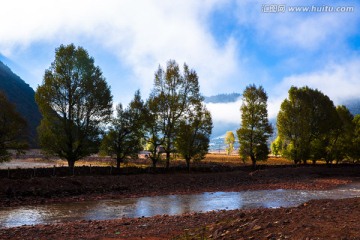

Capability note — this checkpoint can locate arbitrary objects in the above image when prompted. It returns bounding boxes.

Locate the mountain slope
[342,99,360,116]
[204,93,241,103]
[0,60,41,146]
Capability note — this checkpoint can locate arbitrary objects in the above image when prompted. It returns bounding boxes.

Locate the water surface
[1,183,359,228]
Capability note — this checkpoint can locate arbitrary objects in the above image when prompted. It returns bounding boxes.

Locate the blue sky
[0,0,359,130]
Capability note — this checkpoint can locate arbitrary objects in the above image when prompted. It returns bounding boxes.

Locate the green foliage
[0,61,41,147]
[277,86,340,164]
[175,104,212,170]
[147,60,204,168]
[326,106,354,163]
[35,44,113,168]
[270,136,283,157]
[0,92,28,161]
[224,131,235,155]
[143,94,166,168]
[237,84,273,168]
[350,115,360,163]
[100,91,145,169]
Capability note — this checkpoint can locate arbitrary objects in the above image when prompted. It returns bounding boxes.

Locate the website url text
[262,5,355,13]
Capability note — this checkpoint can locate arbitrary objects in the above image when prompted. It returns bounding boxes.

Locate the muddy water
[1,183,359,228]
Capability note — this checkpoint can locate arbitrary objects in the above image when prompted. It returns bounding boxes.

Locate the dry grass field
[2,151,312,169]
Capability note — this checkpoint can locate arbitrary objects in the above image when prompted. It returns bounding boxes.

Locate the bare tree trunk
[166,152,170,169]
[116,157,121,169]
[67,159,75,172]
[251,155,256,169]
[186,158,191,172]
[151,157,157,169]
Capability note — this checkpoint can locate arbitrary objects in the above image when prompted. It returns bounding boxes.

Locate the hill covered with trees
[204,93,241,103]
[0,60,41,146]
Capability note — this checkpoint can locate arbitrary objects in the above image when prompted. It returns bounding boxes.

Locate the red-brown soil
[0,165,359,239]
[0,198,359,240]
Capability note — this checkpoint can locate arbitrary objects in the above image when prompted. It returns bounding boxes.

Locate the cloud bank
[0,0,240,98]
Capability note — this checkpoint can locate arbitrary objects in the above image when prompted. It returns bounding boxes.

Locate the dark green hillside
[0,61,41,146]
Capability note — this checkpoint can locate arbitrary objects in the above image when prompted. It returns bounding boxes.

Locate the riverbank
[0,165,358,207]
[1,165,359,239]
[0,197,359,239]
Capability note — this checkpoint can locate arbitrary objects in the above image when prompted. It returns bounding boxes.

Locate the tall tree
[100,91,145,169]
[149,60,203,169]
[237,84,273,169]
[175,104,212,171]
[0,92,28,161]
[277,86,339,164]
[224,131,235,155]
[35,44,113,168]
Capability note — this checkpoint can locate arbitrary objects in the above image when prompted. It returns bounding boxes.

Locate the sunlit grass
[8,152,298,169]
[203,153,293,165]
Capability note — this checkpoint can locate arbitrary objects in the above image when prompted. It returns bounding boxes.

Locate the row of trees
[224,85,360,168]
[1,44,359,169]
[274,86,360,165]
[35,44,212,169]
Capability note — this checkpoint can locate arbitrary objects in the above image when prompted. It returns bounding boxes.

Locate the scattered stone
[252,225,262,231]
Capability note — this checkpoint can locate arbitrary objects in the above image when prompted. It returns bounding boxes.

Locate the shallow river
[1,183,359,228]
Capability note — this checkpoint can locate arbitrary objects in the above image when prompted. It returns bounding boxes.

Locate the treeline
[223,86,360,167]
[1,43,359,169]
[33,44,212,170]
[271,86,360,165]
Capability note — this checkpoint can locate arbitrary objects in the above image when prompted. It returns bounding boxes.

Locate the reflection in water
[3,209,45,227]
[0,183,359,228]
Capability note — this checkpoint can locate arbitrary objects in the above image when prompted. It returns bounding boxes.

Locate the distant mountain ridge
[342,99,360,116]
[0,60,41,146]
[204,93,241,103]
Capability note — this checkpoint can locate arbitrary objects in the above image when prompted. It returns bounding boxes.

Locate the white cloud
[206,95,281,125]
[277,59,360,104]
[206,98,242,124]
[264,58,360,122]
[0,0,240,97]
